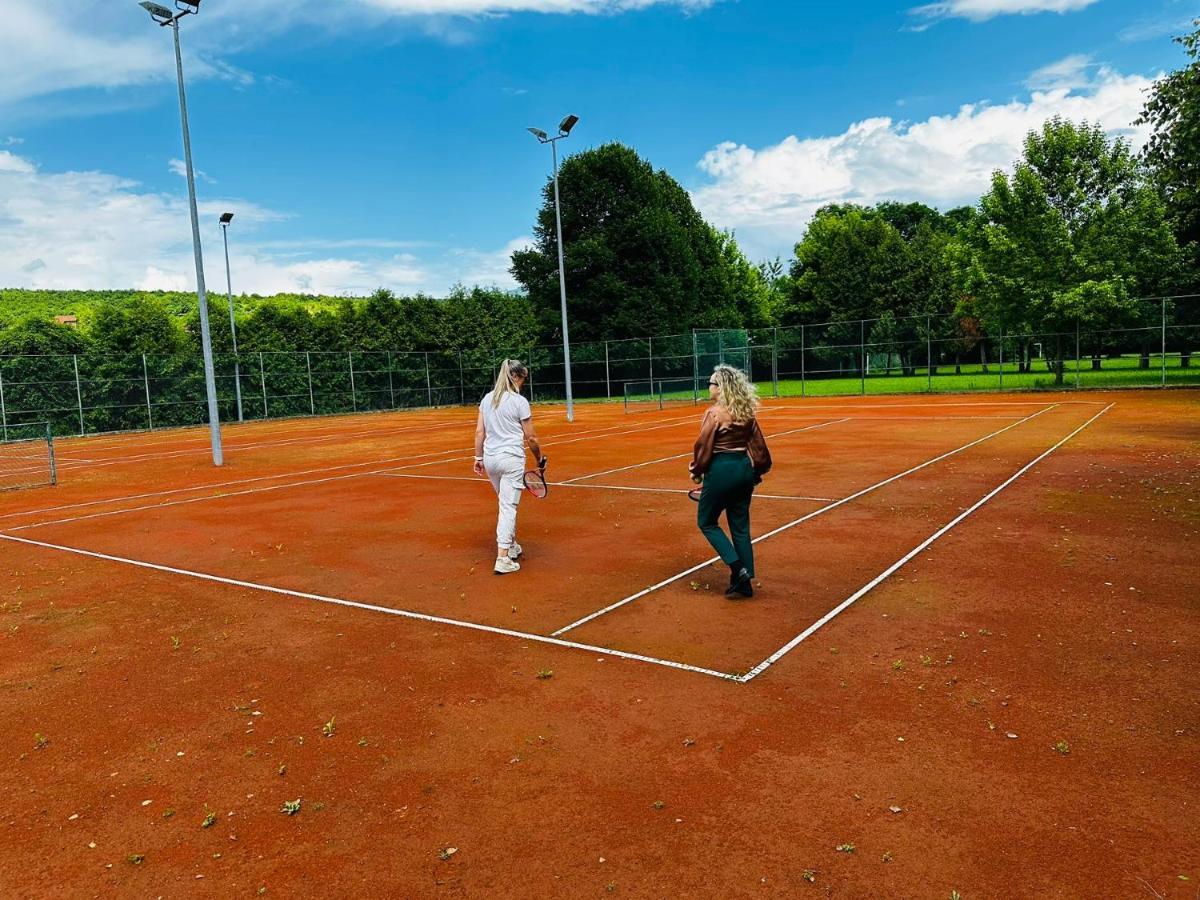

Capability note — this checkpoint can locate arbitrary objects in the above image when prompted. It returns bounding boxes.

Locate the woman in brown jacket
[689,364,772,598]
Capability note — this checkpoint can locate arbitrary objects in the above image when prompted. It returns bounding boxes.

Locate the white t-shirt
[480,390,531,458]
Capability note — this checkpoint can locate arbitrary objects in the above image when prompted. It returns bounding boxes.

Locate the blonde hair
[711,364,759,423]
[491,358,529,408]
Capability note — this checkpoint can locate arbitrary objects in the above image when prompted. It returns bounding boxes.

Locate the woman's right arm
[473,409,486,476]
[690,408,718,477]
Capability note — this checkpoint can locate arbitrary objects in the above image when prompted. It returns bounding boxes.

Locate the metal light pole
[140,0,223,465]
[528,115,579,422]
[219,212,243,422]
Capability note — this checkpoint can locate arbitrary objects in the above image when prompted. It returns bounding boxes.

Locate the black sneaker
[725,568,754,598]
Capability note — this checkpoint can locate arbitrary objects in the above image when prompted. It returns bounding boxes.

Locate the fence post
[926,315,932,393]
[0,365,7,441]
[425,352,434,407]
[999,327,1004,391]
[1162,297,1167,387]
[690,332,699,402]
[348,351,357,411]
[605,340,611,399]
[259,352,269,418]
[800,324,806,397]
[305,351,315,415]
[142,353,154,430]
[1080,321,1089,391]
[648,336,654,390]
[525,350,534,403]
[458,351,465,405]
[860,320,866,395]
[771,327,779,398]
[73,354,85,435]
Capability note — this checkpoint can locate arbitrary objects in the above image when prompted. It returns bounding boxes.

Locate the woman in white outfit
[473,359,544,575]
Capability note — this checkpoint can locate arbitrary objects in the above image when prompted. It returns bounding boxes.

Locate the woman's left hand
[473,459,485,477]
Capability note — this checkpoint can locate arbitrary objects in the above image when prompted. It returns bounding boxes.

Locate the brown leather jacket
[690,405,772,477]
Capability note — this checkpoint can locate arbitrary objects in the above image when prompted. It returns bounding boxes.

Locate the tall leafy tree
[510,142,760,341]
[955,117,1184,382]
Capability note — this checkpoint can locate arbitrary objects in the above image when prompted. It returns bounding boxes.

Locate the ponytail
[491,359,529,408]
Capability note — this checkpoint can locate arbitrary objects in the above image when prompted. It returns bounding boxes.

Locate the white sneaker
[494,556,521,575]
[508,543,523,560]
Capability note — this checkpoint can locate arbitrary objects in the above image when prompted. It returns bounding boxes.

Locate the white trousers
[484,453,525,549]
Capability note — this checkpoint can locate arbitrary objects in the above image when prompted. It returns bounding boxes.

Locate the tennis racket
[523,456,549,498]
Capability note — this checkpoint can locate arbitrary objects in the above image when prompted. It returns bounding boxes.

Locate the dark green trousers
[696,452,755,576]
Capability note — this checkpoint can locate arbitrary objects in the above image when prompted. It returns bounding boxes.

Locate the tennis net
[1,423,58,492]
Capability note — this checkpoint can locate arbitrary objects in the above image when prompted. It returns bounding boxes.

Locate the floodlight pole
[147,5,223,465]
[220,218,244,422]
[529,121,577,422]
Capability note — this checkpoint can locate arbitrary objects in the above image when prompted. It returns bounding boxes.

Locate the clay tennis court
[1,389,1197,897]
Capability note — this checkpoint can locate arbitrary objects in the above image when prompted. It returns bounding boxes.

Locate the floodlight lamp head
[558,114,578,136]
[175,0,200,12]
[139,0,175,23]
[219,212,234,225]
[527,127,549,141]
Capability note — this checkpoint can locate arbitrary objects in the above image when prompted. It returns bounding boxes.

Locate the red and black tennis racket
[524,456,549,498]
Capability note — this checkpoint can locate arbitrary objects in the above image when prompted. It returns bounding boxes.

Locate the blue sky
[0,0,1196,296]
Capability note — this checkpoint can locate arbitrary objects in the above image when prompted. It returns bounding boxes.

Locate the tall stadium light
[527,115,579,422]
[139,0,224,465]
[219,212,243,423]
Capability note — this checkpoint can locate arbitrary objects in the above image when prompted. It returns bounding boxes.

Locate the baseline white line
[551,404,1058,636]
[0,532,739,682]
[378,472,836,503]
[739,402,1114,681]
[561,418,849,484]
[3,414,704,532]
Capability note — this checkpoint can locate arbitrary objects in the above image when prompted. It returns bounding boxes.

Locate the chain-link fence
[2,297,1197,436]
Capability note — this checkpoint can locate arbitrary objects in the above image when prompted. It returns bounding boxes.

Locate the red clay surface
[1,390,1197,897]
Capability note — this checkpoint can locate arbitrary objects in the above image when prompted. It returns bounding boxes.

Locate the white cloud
[907,0,1099,29]
[168,158,216,184]
[1025,54,1094,90]
[1119,14,1199,43]
[0,0,716,111]
[691,66,1156,261]
[0,148,521,296]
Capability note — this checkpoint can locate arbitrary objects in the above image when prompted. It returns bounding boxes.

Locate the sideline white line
[561,418,849,484]
[0,532,739,682]
[739,402,1114,681]
[378,472,836,503]
[4,414,705,532]
[550,404,1058,636]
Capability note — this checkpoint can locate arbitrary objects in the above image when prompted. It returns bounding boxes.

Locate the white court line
[551,403,1058,636]
[739,402,1115,681]
[561,418,849,484]
[0,531,739,682]
[3,414,706,532]
[379,472,836,503]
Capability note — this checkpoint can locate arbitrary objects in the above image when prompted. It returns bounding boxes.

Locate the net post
[604,340,611,399]
[1162,297,1167,387]
[0,364,8,442]
[142,353,154,430]
[46,422,57,487]
[304,352,314,415]
[800,324,806,397]
[348,351,357,412]
[386,350,396,409]
[859,319,866,395]
[259,352,269,417]
[425,351,434,407]
[73,354,85,435]
[926,315,932,393]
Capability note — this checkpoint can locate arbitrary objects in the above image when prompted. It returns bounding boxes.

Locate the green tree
[956,118,1184,382]
[510,142,757,341]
